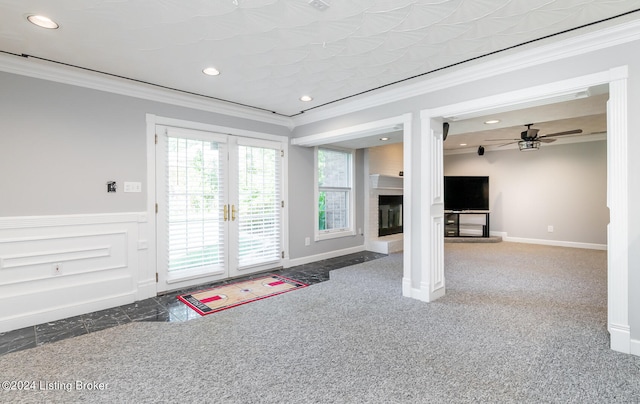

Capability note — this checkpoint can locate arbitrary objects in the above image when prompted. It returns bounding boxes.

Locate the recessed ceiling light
[380,137,390,141]
[460,143,467,146]
[308,0,330,11]
[484,119,500,124]
[202,67,220,76]
[27,15,59,29]
[300,95,313,102]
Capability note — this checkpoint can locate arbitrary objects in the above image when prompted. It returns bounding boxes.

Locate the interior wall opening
[423,67,629,354]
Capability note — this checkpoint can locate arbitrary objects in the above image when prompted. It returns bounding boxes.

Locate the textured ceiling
[0,0,639,117]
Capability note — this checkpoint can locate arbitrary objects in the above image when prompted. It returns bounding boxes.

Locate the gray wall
[0,70,364,266]
[288,145,365,259]
[444,141,608,245]
[0,72,289,216]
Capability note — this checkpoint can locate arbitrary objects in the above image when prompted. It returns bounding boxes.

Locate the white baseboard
[402,277,428,301]
[402,277,445,302]
[1,289,135,333]
[609,323,631,354]
[285,245,365,268]
[137,279,157,301]
[498,232,607,250]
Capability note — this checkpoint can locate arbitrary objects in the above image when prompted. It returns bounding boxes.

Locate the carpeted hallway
[1,242,639,403]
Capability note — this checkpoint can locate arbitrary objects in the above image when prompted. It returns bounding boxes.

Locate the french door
[156,125,283,292]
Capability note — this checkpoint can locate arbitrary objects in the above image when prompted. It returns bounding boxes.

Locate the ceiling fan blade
[539,138,557,143]
[497,141,519,148]
[484,138,519,142]
[539,129,582,138]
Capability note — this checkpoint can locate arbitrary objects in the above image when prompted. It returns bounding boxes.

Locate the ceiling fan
[487,124,583,151]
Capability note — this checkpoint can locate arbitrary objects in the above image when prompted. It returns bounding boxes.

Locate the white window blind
[166,136,226,273]
[237,144,281,268]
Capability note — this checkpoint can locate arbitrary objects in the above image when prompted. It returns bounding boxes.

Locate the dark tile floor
[0,251,385,357]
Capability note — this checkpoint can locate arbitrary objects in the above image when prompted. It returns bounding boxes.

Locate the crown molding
[3,16,638,132]
[293,18,640,127]
[0,53,294,130]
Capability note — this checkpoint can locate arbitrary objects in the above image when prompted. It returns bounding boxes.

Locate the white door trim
[417,66,629,354]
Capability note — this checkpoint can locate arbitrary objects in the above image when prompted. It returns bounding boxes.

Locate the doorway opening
[421,67,629,353]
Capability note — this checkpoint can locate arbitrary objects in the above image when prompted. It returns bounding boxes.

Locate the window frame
[314,146,356,241]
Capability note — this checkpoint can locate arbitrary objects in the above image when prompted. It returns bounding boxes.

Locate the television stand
[444,211,490,238]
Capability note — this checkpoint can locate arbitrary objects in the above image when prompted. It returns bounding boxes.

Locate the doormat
[177,274,308,316]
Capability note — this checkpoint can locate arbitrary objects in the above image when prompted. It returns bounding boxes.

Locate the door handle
[232,205,237,221]
[224,204,228,221]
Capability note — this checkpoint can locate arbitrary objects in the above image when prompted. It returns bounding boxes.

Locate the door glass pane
[167,137,226,273]
[237,145,281,268]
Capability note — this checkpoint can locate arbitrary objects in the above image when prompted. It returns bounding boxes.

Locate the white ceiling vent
[308,0,330,11]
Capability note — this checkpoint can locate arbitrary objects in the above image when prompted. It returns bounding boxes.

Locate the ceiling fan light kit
[518,140,541,151]
[485,124,582,152]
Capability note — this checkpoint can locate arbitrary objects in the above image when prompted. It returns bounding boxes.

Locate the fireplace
[378,195,403,237]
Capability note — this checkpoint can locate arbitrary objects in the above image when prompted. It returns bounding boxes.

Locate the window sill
[315,229,356,241]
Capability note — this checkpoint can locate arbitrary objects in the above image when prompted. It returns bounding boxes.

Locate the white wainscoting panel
[0,213,149,333]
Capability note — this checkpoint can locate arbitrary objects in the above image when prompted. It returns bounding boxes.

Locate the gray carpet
[1,242,639,403]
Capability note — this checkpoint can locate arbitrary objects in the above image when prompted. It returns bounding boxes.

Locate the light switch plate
[124,182,142,193]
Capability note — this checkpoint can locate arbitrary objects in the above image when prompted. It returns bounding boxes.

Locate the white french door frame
[230,135,285,277]
[156,126,230,290]
[146,114,289,294]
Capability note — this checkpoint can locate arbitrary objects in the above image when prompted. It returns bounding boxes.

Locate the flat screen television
[444,176,489,211]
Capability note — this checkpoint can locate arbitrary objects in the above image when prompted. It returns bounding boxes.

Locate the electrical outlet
[305,237,310,246]
[547,225,554,233]
[52,263,62,276]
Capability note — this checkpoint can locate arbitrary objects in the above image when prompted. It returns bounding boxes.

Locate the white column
[423,114,446,301]
[607,66,630,354]
[402,111,445,302]
[402,112,446,302]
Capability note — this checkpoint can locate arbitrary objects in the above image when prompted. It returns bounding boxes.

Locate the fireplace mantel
[370,174,403,190]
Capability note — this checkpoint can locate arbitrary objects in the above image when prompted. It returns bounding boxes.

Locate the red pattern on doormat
[177,274,308,316]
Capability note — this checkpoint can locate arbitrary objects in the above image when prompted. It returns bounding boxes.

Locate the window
[315,147,356,240]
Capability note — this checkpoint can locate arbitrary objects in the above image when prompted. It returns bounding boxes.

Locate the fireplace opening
[378,195,403,237]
